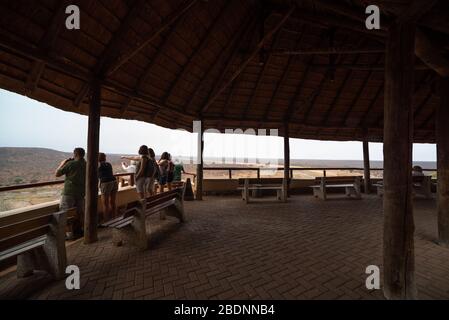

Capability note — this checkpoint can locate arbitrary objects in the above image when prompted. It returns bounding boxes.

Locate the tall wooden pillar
[283,123,290,196]
[84,81,101,244]
[437,77,449,248]
[196,121,204,200]
[363,140,371,194]
[382,21,417,299]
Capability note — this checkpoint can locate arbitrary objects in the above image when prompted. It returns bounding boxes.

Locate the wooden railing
[0,167,437,192]
[203,167,380,180]
[0,172,135,192]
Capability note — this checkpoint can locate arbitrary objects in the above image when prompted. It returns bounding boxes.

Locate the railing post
[257,168,260,179]
[130,173,135,186]
[228,169,232,180]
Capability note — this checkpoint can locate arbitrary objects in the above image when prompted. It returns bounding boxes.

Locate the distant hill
[0,147,436,186]
[0,147,123,186]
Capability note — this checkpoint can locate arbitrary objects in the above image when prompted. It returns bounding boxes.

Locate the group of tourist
[55,146,194,240]
[121,145,194,198]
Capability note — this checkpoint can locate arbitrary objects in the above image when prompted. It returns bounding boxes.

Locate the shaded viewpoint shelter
[0,0,448,299]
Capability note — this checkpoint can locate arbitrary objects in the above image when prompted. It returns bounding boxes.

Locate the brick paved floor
[1,194,448,299]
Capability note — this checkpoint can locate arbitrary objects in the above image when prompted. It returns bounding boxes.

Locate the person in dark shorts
[157,152,170,193]
[147,148,159,196]
[167,153,175,191]
[55,147,86,240]
[98,152,118,222]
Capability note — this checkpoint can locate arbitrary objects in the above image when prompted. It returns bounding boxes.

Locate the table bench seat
[237,178,287,203]
[310,176,362,200]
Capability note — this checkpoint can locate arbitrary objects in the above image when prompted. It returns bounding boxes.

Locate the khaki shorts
[60,195,84,232]
[136,177,148,193]
[100,180,118,195]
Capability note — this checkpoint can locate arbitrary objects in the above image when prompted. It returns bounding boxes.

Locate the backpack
[153,159,161,179]
[142,156,156,178]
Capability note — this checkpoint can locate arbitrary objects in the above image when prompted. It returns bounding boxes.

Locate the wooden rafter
[241,29,284,121]
[107,0,200,76]
[161,0,233,107]
[182,13,256,114]
[300,58,346,125]
[414,90,433,120]
[264,25,307,123]
[396,0,439,25]
[125,13,187,117]
[196,16,259,115]
[200,5,296,113]
[273,48,384,55]
[373,72,433,127]
[221,77,239,121]
[311,0,386,29]
[358,83,383,127]
[339,54,383,127]
[74,0,151,107]
[321,41,365,126]
[415,28,449,77]
[25,0,70,94]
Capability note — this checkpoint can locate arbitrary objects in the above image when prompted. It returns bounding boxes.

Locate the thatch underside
[0,0,448,142]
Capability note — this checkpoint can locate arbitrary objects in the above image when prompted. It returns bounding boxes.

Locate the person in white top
[121,160,137,173]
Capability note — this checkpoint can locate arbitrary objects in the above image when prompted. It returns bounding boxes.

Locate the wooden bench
[237,178,287,203]
[101,184,186,250]
[0,203,75,280]
[374,175,432,199]
[310,176,362,200]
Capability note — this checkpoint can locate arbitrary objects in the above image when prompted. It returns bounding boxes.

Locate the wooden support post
[195,121,204,200]
[84,81,101,244]
[283,123,290,197]
[383,21,417,299]
[363,140,371,194]
[437,77,449,248]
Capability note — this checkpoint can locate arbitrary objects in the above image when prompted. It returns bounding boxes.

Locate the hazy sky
[0,89,436,162]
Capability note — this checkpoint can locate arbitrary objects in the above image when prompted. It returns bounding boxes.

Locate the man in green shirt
[173,159,195,182]
[55,147,86,240]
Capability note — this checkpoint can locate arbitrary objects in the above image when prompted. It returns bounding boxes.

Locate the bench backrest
[238,178,284,186]
[123,184,185,218]
[315,176,362,185]
[0,206,74,253]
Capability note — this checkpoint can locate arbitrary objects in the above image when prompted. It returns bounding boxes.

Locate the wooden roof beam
[161,0,233,107]
[415,28,449,77]
[264,26,307,123]
[242,29,284,120]
[274,48,384,55]
[183,12,256,114]
[24,0,71,94]
[311,0,388,30]
[301,36,352,124]
[396,0,439,25]
[74,0,151,107]
[200,5,296,113]
[124,13,187,117]
[274,10,385,42]
[107,0,200,76]
[372,72,433,127]
[286,29,330,122]
[0,33,197,121]
[321,52,362,126]
[339,54,383,127]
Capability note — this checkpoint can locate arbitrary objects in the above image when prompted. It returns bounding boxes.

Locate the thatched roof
[0,0,448,142]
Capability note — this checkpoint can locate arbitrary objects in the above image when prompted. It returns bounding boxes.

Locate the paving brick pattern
[1,195,448,299]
